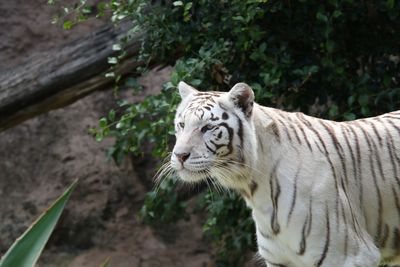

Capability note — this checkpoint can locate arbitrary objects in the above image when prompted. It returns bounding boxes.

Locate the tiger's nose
[175,152,190,163]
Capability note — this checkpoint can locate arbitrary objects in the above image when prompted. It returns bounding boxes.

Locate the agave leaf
[99,257,110,267]
[0,180,78,267]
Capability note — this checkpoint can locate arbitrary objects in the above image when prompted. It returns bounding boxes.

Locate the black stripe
[296,112,313,127]
[210,113,219,121]
[339,199,349,257]
[347,124,375,249]
[303,120,340,222]
[296,114,313,152]
[341,125,358,187]
[383,123,400,187]
[360,121,386,182]
[354,121,383,243]
[298,214,308,255]
[205,143,216,154]
[276,117,292,143]
[259,108,281,142]
[347,125,364,212]
[259,229,272,239]
[385,120,400,186]
[259,244,271,254]
[250,181,258,196]
[257,134,264,152]
[387,119,400,139]
[269,161,281,235]
[210,140,225,150]
[320,121,349,186]
[287,116,302,144]
[379,224,390,248]
[341,126,366,242]
[306,196,313,237]
[265,260,288,267]
[215,122,234,156]
[287,167,301,226]
[379,119,400,220]
[382,115,400,120]
[366,120,383,146]
[313,140,325,153]
[342,124,365,240]
[392,227,400,250]
[392,185,400,216]
[316,203,330,267]
[236,115,244,148]
[270,122,281,143]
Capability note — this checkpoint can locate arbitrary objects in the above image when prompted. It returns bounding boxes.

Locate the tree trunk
[0,22,144,132]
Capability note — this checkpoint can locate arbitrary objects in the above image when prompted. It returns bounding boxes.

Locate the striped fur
[168,82,400,267]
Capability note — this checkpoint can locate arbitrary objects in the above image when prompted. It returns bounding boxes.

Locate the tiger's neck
[239,104,284,208]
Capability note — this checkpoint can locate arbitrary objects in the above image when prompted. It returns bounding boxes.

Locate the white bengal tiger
[166,81,400,267]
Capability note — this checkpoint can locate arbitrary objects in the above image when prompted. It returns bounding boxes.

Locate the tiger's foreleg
[340,239,381,267]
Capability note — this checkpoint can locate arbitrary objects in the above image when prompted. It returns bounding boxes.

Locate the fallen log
[0,22,144,132]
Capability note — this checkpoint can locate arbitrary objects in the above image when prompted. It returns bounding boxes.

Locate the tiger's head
[170,81,258,190]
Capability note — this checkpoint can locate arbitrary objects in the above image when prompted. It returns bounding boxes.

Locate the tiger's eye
[179,122,185,128]
[201,124,213,133]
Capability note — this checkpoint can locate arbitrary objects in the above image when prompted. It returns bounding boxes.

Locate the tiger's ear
[178,81,197,100]
[228,83,254,117]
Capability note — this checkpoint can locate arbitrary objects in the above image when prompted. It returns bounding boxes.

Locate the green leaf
[328,104,338,118]
[99,257,110,267]
[316,12,328,23]
[361,106,370,116]
[0,180,78,267]
[108,109,116,122]
[112,44,122,51]
[343,112,356,121]
[95,132,104,141]
[170,72,179,86]
[332,10,342,18]
[358,94,369,107]
[107,57,118,64]
[387,0,395,9]
[173,1,183,6]
[99,117,108,128]
[347,95,355,106]
[232,16,245,21]
[82,6,92,14]
[63,20,73,30]
[184,2,193,10]
[105,72,115,78]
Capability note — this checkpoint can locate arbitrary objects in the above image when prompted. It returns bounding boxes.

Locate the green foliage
[91,88,178,163]
[199,193,255,267]
[58,0,400,266]
[138,178,188,225]
[0,180,77,267]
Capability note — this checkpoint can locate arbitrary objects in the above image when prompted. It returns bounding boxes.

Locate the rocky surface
[0,66,215,266]
[0,0,105,72]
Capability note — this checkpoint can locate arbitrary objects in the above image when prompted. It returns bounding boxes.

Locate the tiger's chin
[176,168,209,183]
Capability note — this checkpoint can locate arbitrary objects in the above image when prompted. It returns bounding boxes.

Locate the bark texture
[0,22,143,132]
